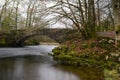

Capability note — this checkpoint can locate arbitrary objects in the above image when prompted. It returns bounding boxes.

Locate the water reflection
[39,64,79,80]
[0,45,104,80]
[0,57,79,80]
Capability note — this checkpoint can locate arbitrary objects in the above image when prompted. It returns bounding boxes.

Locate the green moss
[115,25,120,31]
[104,69,120,80]
[52,44,119,68]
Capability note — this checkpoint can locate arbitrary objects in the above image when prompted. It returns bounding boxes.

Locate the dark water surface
[0,45,104,80]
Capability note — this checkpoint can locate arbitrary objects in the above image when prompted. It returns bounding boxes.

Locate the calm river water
[0,45,104,80]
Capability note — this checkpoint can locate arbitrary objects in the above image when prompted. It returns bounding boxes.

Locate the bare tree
[50,0,97,39]
[24,0,47,28]
[0,0,11,30]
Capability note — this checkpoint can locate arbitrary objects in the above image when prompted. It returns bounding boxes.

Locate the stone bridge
[0,28,116,47]
[14,28,75,46]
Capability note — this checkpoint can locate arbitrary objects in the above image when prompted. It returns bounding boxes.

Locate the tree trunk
[88,0,96,38]
[112,0,120,46]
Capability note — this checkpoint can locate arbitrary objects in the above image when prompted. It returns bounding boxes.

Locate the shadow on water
[0,45,104,80]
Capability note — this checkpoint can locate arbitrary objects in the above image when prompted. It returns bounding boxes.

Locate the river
[0,45,104,80]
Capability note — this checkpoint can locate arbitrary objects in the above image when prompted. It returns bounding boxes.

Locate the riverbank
[51,38,120,80]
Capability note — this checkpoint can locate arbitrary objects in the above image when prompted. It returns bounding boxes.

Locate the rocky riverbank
[51,38,120,80]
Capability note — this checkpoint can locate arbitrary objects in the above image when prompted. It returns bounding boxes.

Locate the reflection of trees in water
[54,65,104,80]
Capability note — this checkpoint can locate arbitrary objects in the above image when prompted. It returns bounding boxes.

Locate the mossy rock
[104,69,120,80]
